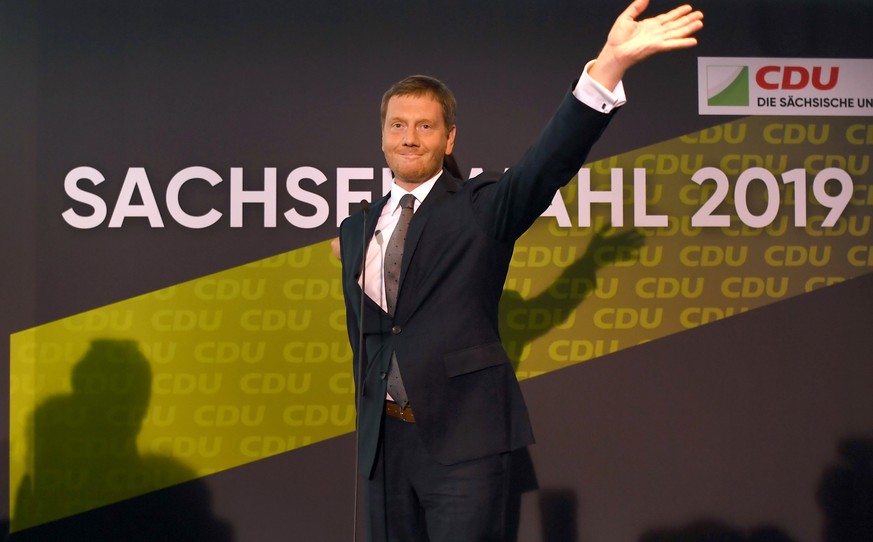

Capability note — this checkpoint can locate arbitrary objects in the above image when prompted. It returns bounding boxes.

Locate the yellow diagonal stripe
[10,240,350,531]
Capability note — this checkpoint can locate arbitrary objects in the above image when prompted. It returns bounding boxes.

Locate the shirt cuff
[573,59,627,114]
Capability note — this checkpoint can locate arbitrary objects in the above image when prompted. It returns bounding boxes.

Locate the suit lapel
[396,172,462,300]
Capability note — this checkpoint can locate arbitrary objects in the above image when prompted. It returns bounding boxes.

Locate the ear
[445,125,457,155]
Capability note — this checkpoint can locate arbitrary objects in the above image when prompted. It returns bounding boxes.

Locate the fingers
[650,7,703,51]
[621,0,651,21]
[657,6,704,38]
[330,237,341,260]
[660,36,699,51]
[663,17,704,50]
[654,4,695,24]
[669,11,704,35]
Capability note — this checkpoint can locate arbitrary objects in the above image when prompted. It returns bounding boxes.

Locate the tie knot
[399,194,416,210]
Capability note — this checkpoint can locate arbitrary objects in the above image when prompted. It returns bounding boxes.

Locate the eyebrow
[386,116,439,126]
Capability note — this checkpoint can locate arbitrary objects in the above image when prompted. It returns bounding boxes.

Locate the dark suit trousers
[367,413,510,542]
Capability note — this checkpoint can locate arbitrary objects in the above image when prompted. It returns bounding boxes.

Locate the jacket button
[380,372,387,380]
[392,325,401,334]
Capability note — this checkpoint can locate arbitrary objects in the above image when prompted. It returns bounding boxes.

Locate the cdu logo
[699,57,872,116]
[705,65,749,107]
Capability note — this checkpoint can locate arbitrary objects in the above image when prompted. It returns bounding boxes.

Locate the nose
[402,128,419,146]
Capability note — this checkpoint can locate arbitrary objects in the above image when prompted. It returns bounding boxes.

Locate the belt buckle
[387,400,415,423]
[398,404,413,423]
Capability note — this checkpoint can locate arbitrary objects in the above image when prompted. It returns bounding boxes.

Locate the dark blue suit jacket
[340,89,615,477]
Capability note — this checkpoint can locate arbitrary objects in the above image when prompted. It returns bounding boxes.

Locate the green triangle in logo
[708,66,750,107]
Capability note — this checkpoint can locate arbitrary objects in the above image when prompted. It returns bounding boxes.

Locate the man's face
[381,93,456,189]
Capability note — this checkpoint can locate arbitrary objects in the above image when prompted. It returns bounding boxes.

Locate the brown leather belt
[385,400,416,423]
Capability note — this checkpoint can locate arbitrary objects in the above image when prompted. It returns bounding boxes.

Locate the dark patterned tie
[383,193,415,407]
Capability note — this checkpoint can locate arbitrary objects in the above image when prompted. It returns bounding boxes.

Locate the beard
[384,151,444,185]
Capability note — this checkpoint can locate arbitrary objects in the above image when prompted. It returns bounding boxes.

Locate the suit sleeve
[471,87,617,242]
[338,216,362,382]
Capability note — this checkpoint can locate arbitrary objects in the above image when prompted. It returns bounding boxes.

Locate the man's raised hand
[589,0,704,91]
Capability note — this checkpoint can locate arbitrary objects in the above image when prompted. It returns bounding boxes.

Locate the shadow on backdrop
[499,224,644,541]
[9,339,232,541]
[539,489,578,542]
[499,224,645,370]
[639,520,796,542]
[637,436,873,542]
[817,437,873,542]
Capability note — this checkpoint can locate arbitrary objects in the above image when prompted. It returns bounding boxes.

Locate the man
[337,1,703,540]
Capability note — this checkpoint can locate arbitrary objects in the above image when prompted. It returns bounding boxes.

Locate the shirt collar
[388,169,442,214]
